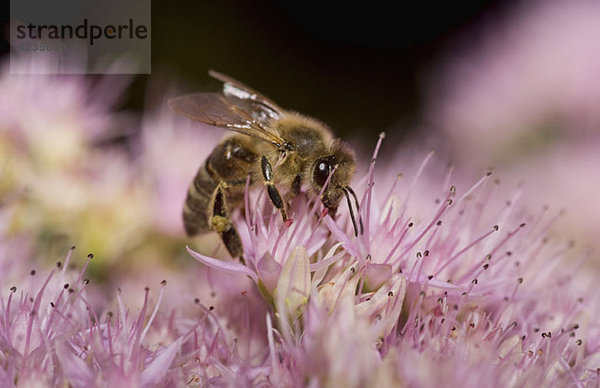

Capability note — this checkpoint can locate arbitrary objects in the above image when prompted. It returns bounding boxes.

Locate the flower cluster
[190,135,600,386]
[0,246,263,386]
[1,56,599,386]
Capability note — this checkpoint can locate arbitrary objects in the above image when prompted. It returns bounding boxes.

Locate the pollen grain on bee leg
[211,216,231,233]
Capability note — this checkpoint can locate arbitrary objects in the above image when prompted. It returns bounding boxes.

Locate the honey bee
[169,71,362,259]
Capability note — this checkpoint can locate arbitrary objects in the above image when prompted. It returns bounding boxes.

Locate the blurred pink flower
[427,0,600,167]
[424,0,600,252]
[0,58,151,262]
[140,105,222,237]
[0,58,130,148]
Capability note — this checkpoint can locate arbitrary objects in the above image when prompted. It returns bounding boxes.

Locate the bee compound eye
[313,156,334,187]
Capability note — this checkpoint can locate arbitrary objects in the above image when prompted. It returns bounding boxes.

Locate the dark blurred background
[2,0,504,141]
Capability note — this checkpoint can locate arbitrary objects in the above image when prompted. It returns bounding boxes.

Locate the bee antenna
[342,187,359,237]
[345,186,363,235]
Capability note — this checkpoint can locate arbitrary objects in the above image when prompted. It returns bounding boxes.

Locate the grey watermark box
[10,0,151,74]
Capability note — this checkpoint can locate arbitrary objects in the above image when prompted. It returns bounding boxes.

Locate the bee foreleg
[261,156,288,221]
[209,183,244,259]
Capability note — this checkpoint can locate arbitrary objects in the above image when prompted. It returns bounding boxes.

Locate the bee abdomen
[183,164,216,236]
[183,135,258,237]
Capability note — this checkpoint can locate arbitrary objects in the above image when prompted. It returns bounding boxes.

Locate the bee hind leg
[209,182,244,260]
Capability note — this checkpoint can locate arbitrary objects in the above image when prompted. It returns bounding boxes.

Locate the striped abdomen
[182,135,258,236]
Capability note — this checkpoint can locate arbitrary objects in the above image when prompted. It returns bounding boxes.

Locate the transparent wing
[209,70,284,122]
[168,92,287,147]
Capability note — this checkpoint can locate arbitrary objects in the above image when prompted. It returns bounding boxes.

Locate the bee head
[310,141,362,236]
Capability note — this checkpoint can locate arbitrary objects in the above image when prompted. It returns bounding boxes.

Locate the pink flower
[0,245,273,386]
[189,134,600,386]
[426,0,600,167]
[140,105,223,237]
[187,176,334,301]
[423,0,600,252]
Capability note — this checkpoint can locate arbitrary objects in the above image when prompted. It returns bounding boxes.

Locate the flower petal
[256,252,282,294]
[186,246,258,281]
[275,246,311,318]
[140,338,182,387]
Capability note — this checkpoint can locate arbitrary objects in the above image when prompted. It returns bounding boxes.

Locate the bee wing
[209,70,284,121]
[168,92,287,147]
